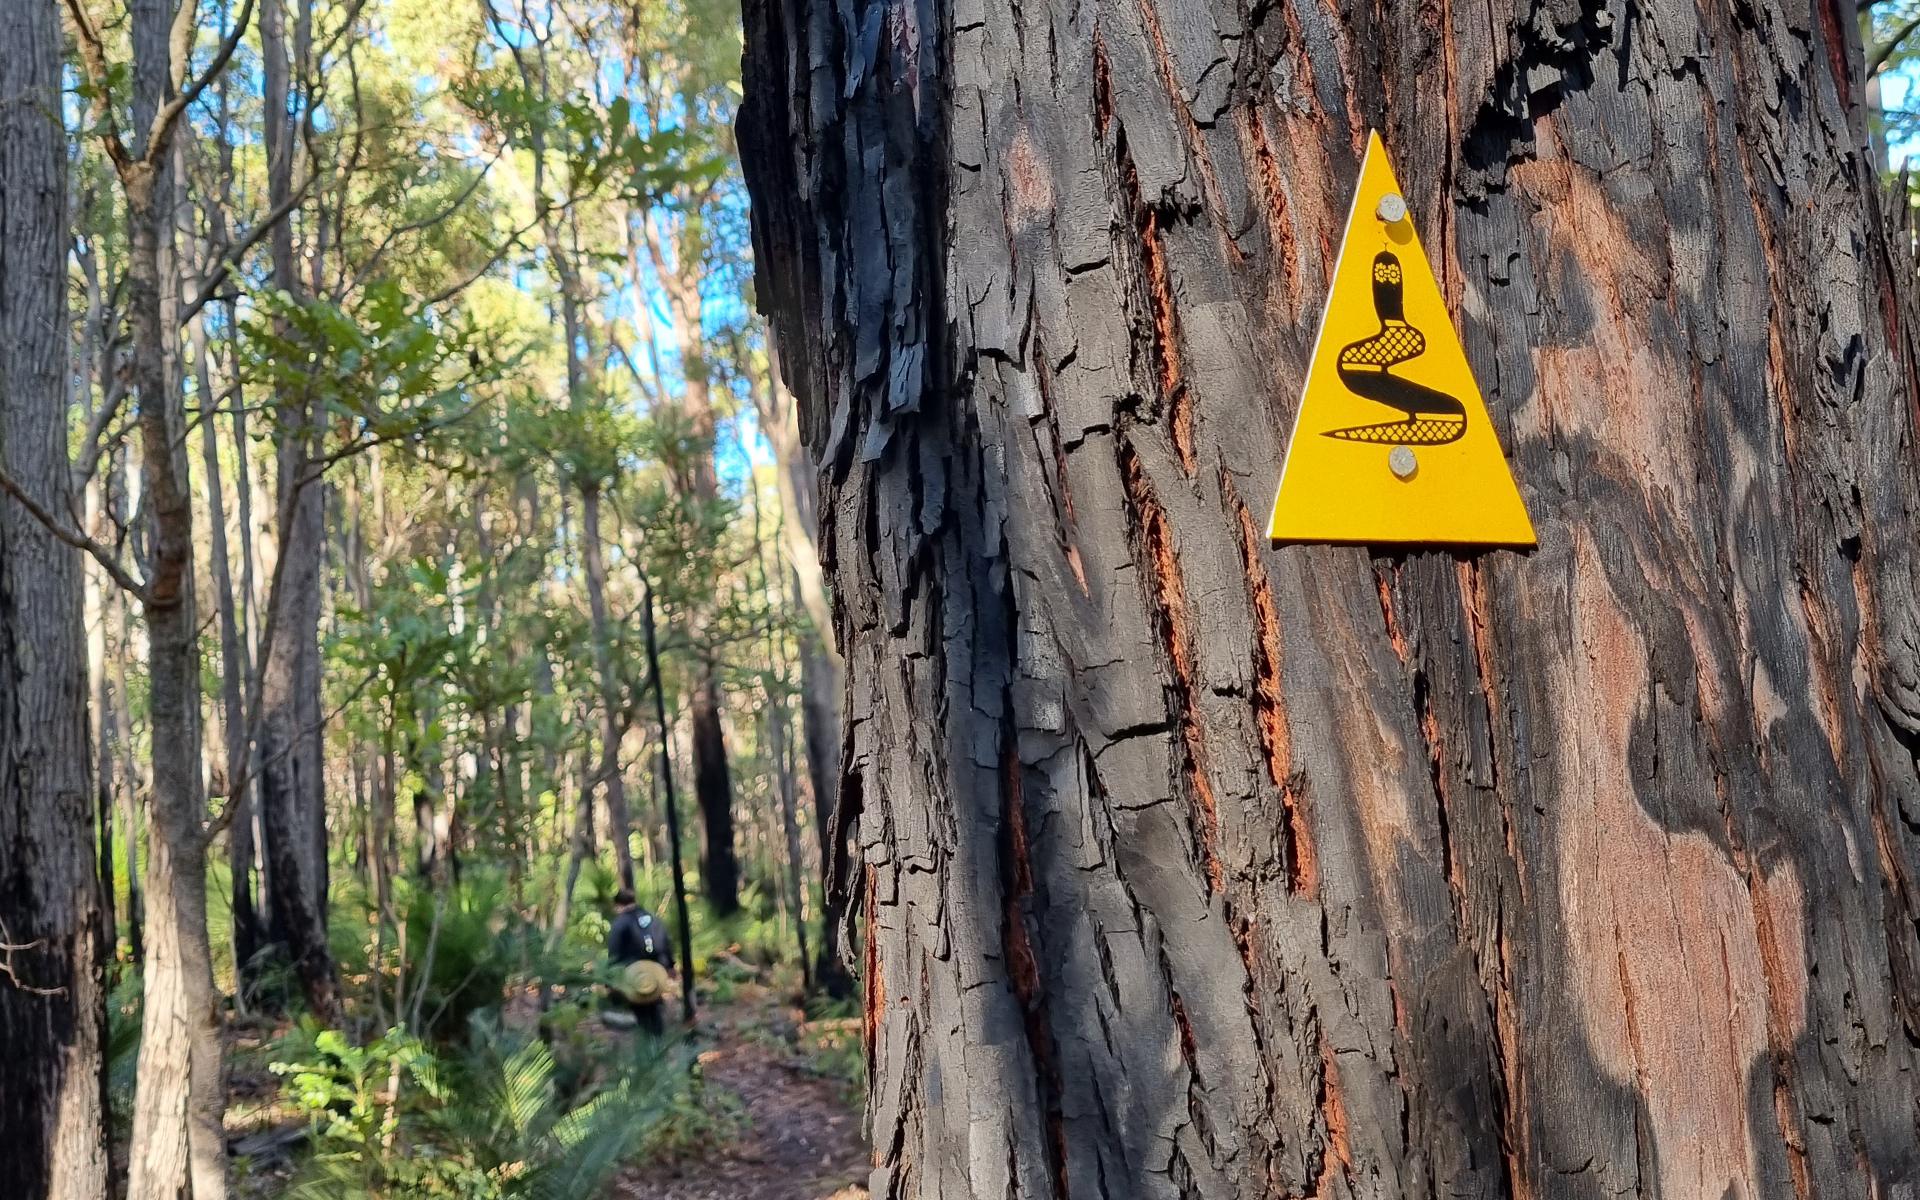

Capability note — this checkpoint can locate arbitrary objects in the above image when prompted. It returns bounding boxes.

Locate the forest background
[2,0,858,1195]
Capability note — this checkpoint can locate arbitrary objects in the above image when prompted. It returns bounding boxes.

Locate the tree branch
[0,919,66,998]
[0,465,149,599]
[1871,14,1920,76]
[180,174,317,323]
[146,0,259,166]
[60,0,132,173]
[71,356,132,489]
[207,670,377,836]
[339,149,504,299]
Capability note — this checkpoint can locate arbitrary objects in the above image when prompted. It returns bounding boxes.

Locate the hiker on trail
[607,888,675,1035]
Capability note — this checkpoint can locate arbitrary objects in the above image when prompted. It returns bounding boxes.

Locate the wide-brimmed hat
[619,959,672,1004]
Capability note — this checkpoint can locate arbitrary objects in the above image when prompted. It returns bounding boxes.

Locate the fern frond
[492,1038,558,1139]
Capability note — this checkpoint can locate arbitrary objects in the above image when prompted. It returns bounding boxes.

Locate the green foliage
[396,873,516,1041]
[105,971,143,1142]
[242,280,516,456]
[273,1025,705,1199]
[632,1056,747,1163]
[1867,4,1920,156]
[273,1027,435,1153]
[799,1017,867,1108]
[457,81,727,204]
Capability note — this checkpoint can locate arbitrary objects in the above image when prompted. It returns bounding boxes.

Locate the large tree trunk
[256,0,338,1023]
[741,2,1920,1196]
[0,1,108,1193]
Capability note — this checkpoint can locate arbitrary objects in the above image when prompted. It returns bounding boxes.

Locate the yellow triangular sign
[1269,132,1535,548]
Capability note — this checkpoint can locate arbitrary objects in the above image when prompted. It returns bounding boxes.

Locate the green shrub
[273,1024,701,1199]
[393,871,513,1040]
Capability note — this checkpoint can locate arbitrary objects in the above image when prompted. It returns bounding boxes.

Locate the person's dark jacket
[607,906,674,971]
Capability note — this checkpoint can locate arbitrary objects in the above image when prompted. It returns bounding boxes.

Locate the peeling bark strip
[1119,440,1223,893]
[741,0,1920,1194]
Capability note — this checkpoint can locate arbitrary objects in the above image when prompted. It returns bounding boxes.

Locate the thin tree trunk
[579,486,637,890]
[687,679,739,915]
[414,694,453,882]
[112,0,231,1193]
[114,573,144,967]
[0,0,108,1190]
[642,574,697,1024]
[643,215,741,917]
[747,411,814,990]
[230,316,265,931]
[95,637,124,964]
[96,762,116,971]
[742,2,1920,1197]
[751,354,851,994]
[203,51,267,999]
[501,19,639,898]
[79,245,119,975]
[795,631,850,996]
[255,0,337,1022]
[556,737,596,928]
[194,315,262,991]
[767,659,812,994]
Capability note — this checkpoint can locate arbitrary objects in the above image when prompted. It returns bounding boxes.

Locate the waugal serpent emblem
[1322,252,1468,446]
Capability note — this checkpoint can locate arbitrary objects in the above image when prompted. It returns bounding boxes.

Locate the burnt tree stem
[642,572,698,1025]
[741,0,1920,1196]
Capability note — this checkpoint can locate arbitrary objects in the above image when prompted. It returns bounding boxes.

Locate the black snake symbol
[1321,252,1468,446]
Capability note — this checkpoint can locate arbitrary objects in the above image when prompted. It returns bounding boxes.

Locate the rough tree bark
[256,0,340,1022]
[741,1,1920,1197]
[0,1,108,1193]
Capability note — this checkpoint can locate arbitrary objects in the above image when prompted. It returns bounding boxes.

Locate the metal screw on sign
[1388,445,1418,480]
[1376,192,1408,223]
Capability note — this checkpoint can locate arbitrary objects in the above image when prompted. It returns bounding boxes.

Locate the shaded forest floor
[216,974,868,1199]
[608,981,868,1200]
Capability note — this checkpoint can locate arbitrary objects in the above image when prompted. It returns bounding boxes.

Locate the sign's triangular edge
[1267,131,1379,544]
[1268,130,1537,549]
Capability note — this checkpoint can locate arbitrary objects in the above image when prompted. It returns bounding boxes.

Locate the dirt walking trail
[610,985,869,1200]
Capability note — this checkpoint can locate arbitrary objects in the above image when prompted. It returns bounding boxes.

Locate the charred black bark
[742,0,1920,1196]
[691,676,741,917]
[800,633,854,997]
